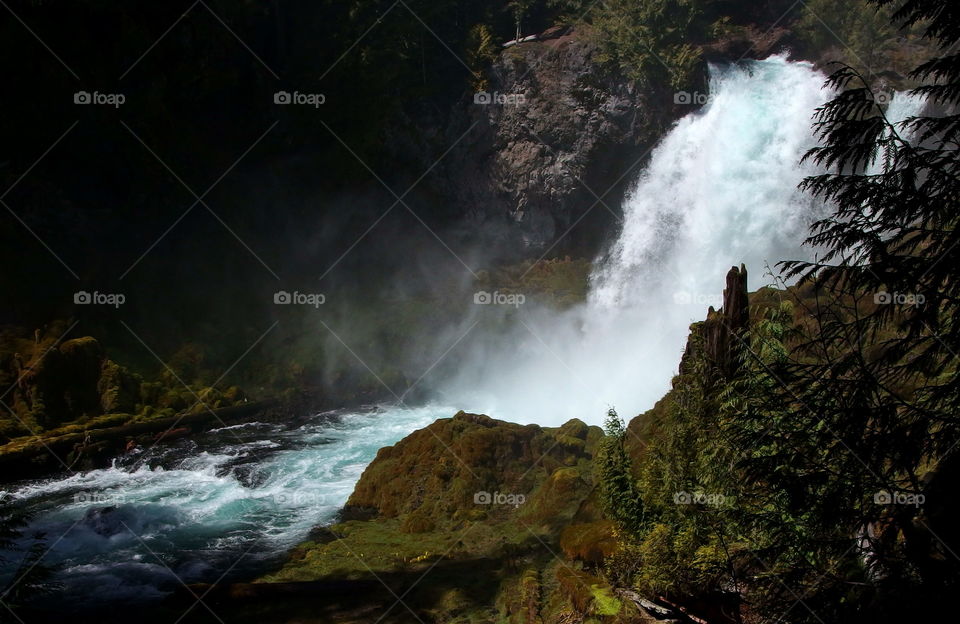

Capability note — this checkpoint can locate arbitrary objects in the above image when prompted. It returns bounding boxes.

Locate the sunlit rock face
[345,411,603,526]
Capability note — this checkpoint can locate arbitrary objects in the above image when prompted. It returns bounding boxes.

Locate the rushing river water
[0,404,454,608]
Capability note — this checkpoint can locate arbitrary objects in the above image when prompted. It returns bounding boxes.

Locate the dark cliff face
[437,28,678,258]
[453,28,673,253]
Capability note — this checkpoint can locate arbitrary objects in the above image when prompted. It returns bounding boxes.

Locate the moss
[58,336,103,361]
[189,386,224,413]
[157,389,188,411]
[399,509,436,534]
[262,518,481,582]
[589,584,621,616]
[2,324,253,450]
[0,412,134,458]
[553,434,586,454]
[559,521,617,564]
[98,359,141,413]
[520,568,543,624]
[453,508,488,522]
[554,565,622,618]
[555,565,596,614]
[222,385,246,404]
[558,418,589,440]
[520,466,590,527]
[265,411,615,622]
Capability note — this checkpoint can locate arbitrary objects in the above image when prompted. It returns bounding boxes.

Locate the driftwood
[502,25,571,48]
[616,588,690,622]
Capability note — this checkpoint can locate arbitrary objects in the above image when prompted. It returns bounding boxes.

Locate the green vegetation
[590,0,710,89]
[792,0,938,78]
[0,326,256,472]
[794,0,899,72]
[595,409,643,536]
[594,3,960,621]
[5,1,957,621]
[261,412,641,621]
[588,583,621,615]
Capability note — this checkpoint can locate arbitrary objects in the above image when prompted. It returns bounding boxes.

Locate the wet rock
[82,506,124,537]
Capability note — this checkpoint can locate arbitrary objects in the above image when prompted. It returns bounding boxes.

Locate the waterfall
[440,55,838,425]
[444,56,931,427]
[589,55,832,307]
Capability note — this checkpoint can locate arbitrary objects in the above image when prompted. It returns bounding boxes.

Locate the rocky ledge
[212,411,701,624]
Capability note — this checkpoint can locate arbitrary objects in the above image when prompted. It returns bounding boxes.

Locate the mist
[424,56,836,426]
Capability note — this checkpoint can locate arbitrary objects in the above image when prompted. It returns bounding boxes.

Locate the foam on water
[0,404,453,607]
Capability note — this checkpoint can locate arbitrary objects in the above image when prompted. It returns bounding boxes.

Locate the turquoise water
[0,404,454,607]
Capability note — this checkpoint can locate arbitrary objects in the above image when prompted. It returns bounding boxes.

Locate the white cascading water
[0,404,454,606]
[439,55,835,424]
[590,56,831,307]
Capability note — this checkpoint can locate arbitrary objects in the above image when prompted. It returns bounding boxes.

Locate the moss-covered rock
[0,325,255,476]
[264,411,619,623]
[189,386,224,413]
[399,508,436,534]
[560,521,618,565]
[345,411,600,523]
[98,359,141,413]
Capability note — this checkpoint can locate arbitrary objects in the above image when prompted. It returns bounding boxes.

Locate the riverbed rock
[264,412,627,621]
[344,411,601,521]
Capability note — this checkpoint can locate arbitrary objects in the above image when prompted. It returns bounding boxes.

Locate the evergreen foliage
[598,4,960,617]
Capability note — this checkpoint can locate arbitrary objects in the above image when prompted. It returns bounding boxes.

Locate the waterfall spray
[438,56,838,425]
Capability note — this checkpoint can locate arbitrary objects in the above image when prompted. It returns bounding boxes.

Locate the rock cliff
[436,27,680,256]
